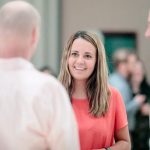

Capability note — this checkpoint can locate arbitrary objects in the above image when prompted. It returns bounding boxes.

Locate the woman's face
[127,54,138,74]
[68,38,96,82]
[132,62,144,83]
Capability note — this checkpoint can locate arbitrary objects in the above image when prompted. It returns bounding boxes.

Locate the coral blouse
[72,87,128,150]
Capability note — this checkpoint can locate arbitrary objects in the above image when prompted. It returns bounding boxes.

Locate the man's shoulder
[30,70,62,88]
[21,69,64,93]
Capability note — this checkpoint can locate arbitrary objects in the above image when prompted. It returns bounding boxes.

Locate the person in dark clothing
[130,60,150,150]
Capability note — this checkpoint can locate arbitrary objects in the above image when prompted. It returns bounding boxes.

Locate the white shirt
[0,58,80,150]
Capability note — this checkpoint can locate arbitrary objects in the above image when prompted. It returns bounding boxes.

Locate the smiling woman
[59,31,131,150]
[68,38,96,82]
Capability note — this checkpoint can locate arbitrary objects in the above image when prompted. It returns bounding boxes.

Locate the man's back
[0,58,79,150]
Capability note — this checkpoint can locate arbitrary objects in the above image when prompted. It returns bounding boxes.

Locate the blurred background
[0,0,149,79]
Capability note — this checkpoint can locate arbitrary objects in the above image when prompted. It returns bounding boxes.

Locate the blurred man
[145,10,150,37]
[109,49,145,134]
[0,1,79,150]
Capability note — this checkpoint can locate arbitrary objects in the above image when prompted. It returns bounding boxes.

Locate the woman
[59,31,131,150]
[130,60,150,150]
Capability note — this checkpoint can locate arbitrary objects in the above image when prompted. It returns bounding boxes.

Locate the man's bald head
[0,1,41,59]
[0,0,40,36]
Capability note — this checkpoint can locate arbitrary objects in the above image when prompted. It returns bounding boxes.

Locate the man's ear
[31,27,37,46]
[28,27,39,59]
[31,27,40,48]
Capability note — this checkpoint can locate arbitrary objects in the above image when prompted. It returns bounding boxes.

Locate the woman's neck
[72,80,87,99]
[131,81,140,93]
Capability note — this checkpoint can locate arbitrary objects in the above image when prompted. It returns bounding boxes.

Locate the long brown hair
[59,31,110,117]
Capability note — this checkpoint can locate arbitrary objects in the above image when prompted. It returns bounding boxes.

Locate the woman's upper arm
[115,125,130,144]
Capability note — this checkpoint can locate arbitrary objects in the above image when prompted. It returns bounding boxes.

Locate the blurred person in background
[109,49,145,149]
[129,60,150,150]
[145,10,150,38]
[126,51,139,76]
[0,1,79,150]
[144,10,150,118]
[59,31,131,150]
[144,10,150,150]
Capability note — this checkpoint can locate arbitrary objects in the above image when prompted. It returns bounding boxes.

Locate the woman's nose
[76,56,85,64]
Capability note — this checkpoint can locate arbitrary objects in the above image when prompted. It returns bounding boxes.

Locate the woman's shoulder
[108,85,124,105]
[109,85,121,96]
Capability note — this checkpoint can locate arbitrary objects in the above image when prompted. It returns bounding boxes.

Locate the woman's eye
[85,55,92,59]
[71,52,78,57]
